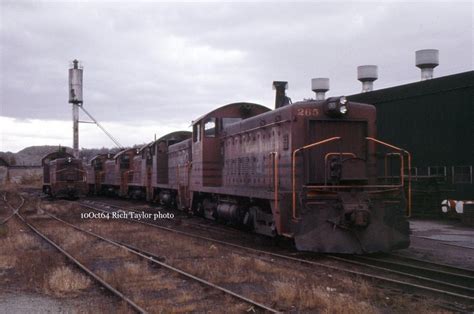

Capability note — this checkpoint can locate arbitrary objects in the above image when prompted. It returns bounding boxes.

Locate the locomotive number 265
[296,108,319,117]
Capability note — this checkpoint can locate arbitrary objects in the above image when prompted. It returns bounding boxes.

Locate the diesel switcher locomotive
[42,150,87,199]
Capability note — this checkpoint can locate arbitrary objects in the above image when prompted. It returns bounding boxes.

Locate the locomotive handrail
[269,152,279,214]
[366,137,412,217]
[323,152,357,186]
[176,163,180,189]
[292,137,341,219]
[55,167,85,173]
[177,161,192,189]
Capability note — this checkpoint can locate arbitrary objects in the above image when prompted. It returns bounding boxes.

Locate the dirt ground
[398,219,474,270]
[0,187,127,313]
[0,186,464,313]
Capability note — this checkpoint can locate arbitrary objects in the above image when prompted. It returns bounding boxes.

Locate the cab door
[202,117,222,186]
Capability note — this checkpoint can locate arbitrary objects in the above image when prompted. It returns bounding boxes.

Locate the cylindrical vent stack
[416,49,439,81]
[311,78,329,100]
[357,65,378,92]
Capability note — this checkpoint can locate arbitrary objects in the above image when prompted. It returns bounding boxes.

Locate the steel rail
[8,198,147,314]
[348,254,474,287]
[1,192,25,224]
[79,200,474,307]
[414,236,474,251]
[327,255,474,296]
[42,209,280,314]
[390,253,474,276]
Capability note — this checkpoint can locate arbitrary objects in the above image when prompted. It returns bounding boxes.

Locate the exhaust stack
[272,81,290,109]
[311,78,329,100]
[416,49,439,81]
[357,65,378,92]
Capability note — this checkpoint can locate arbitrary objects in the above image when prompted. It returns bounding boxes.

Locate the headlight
[324,96,349,117]
[339,105,348,114]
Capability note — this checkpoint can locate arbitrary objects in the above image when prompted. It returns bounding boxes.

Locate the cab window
[204,117,216,137]
[193,123,201,142]
[120,155,130,169]
[221,117,242,130]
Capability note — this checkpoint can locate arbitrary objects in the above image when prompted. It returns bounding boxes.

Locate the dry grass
[0,253,16,268]
[339,277,373,299]
[0,229,40,269]
[272,280,376,313]
[52,201,441,313]
[12,233,38,250]
[0,184,20,193]
[0,224,8,237]
[96,260,179,300]
[83,217,378,312]
[46,266,92,296]
[92,242,130,260]
[61,231,90,250]
[42,201,77,215]
[184,254,266,284]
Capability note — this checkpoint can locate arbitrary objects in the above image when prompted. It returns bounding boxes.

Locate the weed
[46,266,91,296]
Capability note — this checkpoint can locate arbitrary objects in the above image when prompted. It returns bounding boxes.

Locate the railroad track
[414,235,474,250]
[18,199,280,313]
[78,199,474,311]
[1,192,25,224]
[327,254,474,298]
[2,194,147,313]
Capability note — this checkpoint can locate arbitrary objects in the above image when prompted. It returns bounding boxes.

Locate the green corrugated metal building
[348,71,473,214]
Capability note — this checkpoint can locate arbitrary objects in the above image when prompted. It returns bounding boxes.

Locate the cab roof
[192,102,270,126]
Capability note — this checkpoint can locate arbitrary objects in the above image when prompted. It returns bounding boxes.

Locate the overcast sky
[1,0,472,152]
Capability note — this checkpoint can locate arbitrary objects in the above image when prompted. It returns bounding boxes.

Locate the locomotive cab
[150,131,192,204]
[191,102,271,188]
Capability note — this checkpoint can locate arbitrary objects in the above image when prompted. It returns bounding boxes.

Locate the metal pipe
[176,163,180,188]
[305,184,404,189]
[366,137,412,217]
[406,151,412,217]
[269,152,279,214]
[73,104,79,158]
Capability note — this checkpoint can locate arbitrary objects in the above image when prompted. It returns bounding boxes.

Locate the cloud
[1,1,472,152]
[0,116,189,153]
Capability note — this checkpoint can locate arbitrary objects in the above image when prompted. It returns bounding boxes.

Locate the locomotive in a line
[42,149,87,199]
[85,81,411,253]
